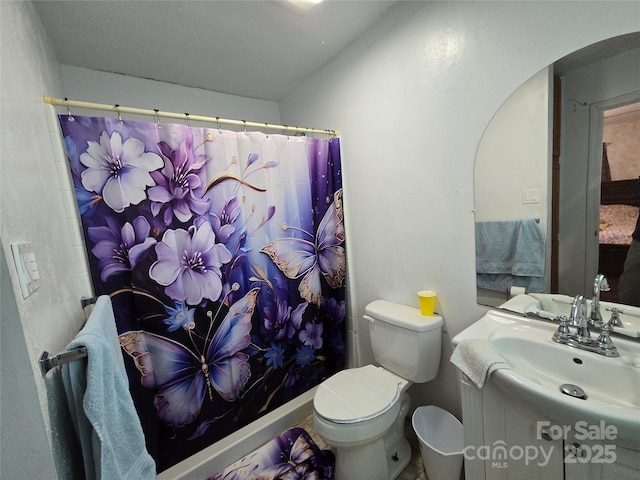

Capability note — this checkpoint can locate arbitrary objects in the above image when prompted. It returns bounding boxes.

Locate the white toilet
[313,299,443,480]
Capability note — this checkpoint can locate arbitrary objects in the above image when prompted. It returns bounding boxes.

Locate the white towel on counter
[450,339,512,388]
[62,295,156,480]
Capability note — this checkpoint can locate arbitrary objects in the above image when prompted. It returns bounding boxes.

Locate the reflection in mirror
[599,102,640,306]
[498,292,640,340]
[475,67,551,307]
[475,33,640,309]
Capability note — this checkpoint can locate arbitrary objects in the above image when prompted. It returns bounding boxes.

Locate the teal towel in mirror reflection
[475,218,545,293]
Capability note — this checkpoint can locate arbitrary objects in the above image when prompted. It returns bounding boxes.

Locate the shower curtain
[59,115,346,471]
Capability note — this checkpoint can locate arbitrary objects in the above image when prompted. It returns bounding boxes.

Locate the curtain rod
[43,96,339,137]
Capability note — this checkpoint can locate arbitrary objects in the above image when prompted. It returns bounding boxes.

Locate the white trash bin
[412,405,464,480]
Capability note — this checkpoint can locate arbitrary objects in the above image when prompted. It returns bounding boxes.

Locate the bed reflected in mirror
[598,102,640,303]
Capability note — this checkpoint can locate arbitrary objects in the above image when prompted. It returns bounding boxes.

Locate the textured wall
[279,1,639,416]
[604,107,640,180]
[1,2,87,478]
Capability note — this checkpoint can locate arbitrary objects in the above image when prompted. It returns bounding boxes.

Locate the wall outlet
[10,243,40,299]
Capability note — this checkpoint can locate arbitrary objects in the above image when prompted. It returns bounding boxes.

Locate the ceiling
[33,0,398,102]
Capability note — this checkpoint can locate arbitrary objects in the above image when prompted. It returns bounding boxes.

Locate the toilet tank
[365,300,443,383]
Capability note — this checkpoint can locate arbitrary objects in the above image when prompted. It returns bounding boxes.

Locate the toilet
[313,299,443,480]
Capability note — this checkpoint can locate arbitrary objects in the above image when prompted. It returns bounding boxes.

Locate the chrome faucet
[570,295,591,344]
[590,274,610,326]
[552,293,618,357]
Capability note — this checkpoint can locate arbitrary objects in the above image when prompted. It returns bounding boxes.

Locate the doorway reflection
[597,102,640,303]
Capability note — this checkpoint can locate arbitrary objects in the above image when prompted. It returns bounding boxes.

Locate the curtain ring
[284,125,289,139]
[264,122,269,138]
[64,97,74,122]
[184,112,191,127]
[153,109,161,129]
[242,120,248,136]
[216,116,222,132]
[114,104,122,123]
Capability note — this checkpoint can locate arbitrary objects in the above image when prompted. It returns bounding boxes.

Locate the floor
[294,415,429,480]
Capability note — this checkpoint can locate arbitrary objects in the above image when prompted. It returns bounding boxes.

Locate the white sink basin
[501,293,640,338]
[489,332,640,408]
[453,309,640,448]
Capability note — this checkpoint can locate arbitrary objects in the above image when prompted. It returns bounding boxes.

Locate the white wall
[604,107,640,180]
[279,0,639,416]
[60,65,281,125]
[475,67,551,228]
[560,47,640,296]
[1,246,60,480]
[1,2,85,478]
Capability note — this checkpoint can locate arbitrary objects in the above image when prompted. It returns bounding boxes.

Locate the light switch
[522,188,540,204]
[10,243,40,298]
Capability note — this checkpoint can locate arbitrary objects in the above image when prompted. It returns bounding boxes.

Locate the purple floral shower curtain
[59,115,345,471]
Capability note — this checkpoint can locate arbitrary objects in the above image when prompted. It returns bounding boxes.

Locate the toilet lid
[314,366,401,424]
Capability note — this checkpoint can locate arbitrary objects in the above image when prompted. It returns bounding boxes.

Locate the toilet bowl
[313,365,412,480]
[313,365,407,446]
[312,300,443,480]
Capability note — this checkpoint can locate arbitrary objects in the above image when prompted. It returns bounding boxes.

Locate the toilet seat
[314,365,403,424]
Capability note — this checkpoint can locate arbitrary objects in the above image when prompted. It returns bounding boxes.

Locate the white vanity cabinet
[563,432,640,480]
[460,376,640,480]
[461,376,563,479]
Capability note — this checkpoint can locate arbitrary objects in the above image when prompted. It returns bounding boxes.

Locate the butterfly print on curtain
[261,188,345,306]
[58,115,346,471]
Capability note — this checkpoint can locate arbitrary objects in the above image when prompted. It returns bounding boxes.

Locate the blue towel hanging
[475,218,545,293]
[62,295,156,480]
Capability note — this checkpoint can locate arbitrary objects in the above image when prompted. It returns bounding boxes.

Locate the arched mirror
[475,32,640,308]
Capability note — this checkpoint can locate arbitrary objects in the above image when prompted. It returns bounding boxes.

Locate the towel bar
[80,296,98,308]
[39,296,97,374]
[39,348,88,375]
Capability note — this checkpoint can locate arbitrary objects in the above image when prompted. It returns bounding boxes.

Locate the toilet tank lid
[365,300,443,332]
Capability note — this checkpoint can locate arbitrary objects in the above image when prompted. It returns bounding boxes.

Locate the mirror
[475,33,640,308]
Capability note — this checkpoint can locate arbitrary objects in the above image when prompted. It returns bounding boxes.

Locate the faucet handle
[553,316,572,342]
[595,324,618,357]
[608,308,622,327]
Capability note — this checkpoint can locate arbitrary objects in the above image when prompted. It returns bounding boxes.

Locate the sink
[453,309,640,448]
[500,293,640,338]
[489,333,640,408]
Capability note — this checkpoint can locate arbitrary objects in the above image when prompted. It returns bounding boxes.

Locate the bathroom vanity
[453,296,640,479]
[460,373,640,479]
